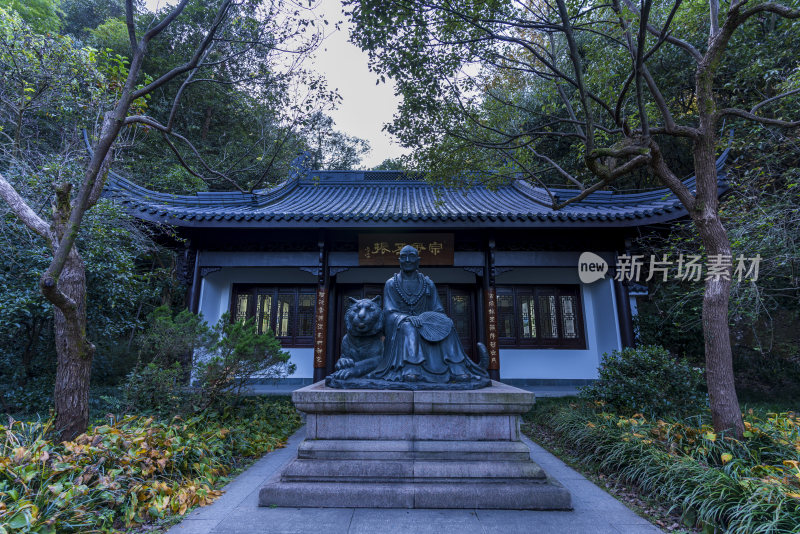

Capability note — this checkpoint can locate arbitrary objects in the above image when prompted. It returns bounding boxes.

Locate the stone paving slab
[166,426,663,534]
[242,383,580,398]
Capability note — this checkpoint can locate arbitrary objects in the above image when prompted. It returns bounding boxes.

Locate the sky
[144,0,406,169]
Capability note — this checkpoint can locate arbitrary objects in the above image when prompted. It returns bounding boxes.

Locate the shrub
[122,362,183,414]
[125,309,294,414]
[138,306,210,368]
[580,345,706,418]
[195,315,295,409]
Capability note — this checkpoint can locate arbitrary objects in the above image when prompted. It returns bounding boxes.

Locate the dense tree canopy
[345,0,800,435]
[0,0,369,438]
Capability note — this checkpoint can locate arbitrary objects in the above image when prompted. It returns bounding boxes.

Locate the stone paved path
[167,427,663,534]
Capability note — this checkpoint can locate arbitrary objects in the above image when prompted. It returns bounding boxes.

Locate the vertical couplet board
[484,287,500,372]
[314,288,328,371]
[313,237,329,382]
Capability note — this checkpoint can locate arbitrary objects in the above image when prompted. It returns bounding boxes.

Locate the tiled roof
[103,151,729,229]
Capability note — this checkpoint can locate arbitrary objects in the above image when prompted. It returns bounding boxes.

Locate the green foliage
[142,165,209,195]
[304,111,371,170]
[87,17,130,59]
[0,198,173,414]
[634,124,800,397]
[0,398,302,532]
[110,0,342,192]
[59,0,124,39]
[122,362,184,415]
[122,308,294,414]
[137,306,209,366]
[370,156,411,171]
[0,0,62,33]
[195,314,295,409]
[526,400,800,533]
[580,346,706,418]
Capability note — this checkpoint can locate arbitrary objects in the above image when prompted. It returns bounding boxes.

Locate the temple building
[105,152,729,385]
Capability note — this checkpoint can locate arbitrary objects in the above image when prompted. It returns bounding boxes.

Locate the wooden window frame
[230,284,317,348]
[495,285,586,350]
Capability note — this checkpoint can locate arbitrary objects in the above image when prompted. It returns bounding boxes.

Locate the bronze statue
[327,245,490,390]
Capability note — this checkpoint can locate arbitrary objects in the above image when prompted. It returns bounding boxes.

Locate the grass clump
[0,397,301,533]
[526,398,800,533]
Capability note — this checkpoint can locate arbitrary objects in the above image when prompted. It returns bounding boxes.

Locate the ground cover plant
[525,398,800,533]
[0,397,302,533]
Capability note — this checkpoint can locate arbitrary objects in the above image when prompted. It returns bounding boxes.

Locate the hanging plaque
[358,233,454,266]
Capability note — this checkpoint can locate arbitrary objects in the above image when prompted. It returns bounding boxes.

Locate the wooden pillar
[313,236,329,383]
[615,240,635,349]
[484,238,500,381]
[188,248,201,314]
[614,279,635,348]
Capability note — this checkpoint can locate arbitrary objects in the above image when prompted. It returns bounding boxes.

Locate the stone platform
[259,381,571,510]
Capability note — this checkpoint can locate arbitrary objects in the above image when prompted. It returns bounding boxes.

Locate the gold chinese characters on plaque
[358,234,454,266]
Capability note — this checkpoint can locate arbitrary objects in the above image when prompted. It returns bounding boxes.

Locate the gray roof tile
[102,150,729,229]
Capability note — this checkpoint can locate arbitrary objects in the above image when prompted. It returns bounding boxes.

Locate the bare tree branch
[709,0,720,37]
[648,141,696,209]
[124,115,246,191]
[0,172,53,243]
[716,107,800,126]
[620,0,703,61]
[131,0,232,100]
[528,147,584,188]
[635,0,654,139]
[750,87,800,114]
[555,0,596,149]
[143,0,191,43]
[125,0,137,54]
[738,1,800,22]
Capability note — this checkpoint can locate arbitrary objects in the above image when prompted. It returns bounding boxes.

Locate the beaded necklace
[392,272,427,307]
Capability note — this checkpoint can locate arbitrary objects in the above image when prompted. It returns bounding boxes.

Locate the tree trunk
[692,136,744,438]
[53,252,94,441]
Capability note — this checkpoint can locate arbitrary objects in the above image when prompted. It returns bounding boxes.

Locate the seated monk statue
[367,245,489,384]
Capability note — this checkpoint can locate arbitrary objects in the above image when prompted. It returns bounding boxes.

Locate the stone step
[259,478,572,510]
[281,458,547,482]
[307,413,520,441]
[297,439,532,461]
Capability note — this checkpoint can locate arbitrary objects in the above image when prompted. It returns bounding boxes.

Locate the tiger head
[344,295,383,337]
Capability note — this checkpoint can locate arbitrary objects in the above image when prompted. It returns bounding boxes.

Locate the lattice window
[519,294,537,340]
[230,286,316,347]
[560,295,578,339]
[297,293,316,337]
[235,294,250,323]
[496,293,516,340]
[494,285,585,349]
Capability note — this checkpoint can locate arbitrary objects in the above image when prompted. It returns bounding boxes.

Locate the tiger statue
[330,295,384,380]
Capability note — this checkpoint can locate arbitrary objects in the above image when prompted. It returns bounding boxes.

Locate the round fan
[417,311,453,342]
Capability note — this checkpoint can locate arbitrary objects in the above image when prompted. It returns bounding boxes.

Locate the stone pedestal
[259,381,571,509]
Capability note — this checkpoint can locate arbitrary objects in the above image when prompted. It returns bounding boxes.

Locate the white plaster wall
[197,266,317,379]
[495,268,622,380]
[284,348,314,378]
[194,262,625,381]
